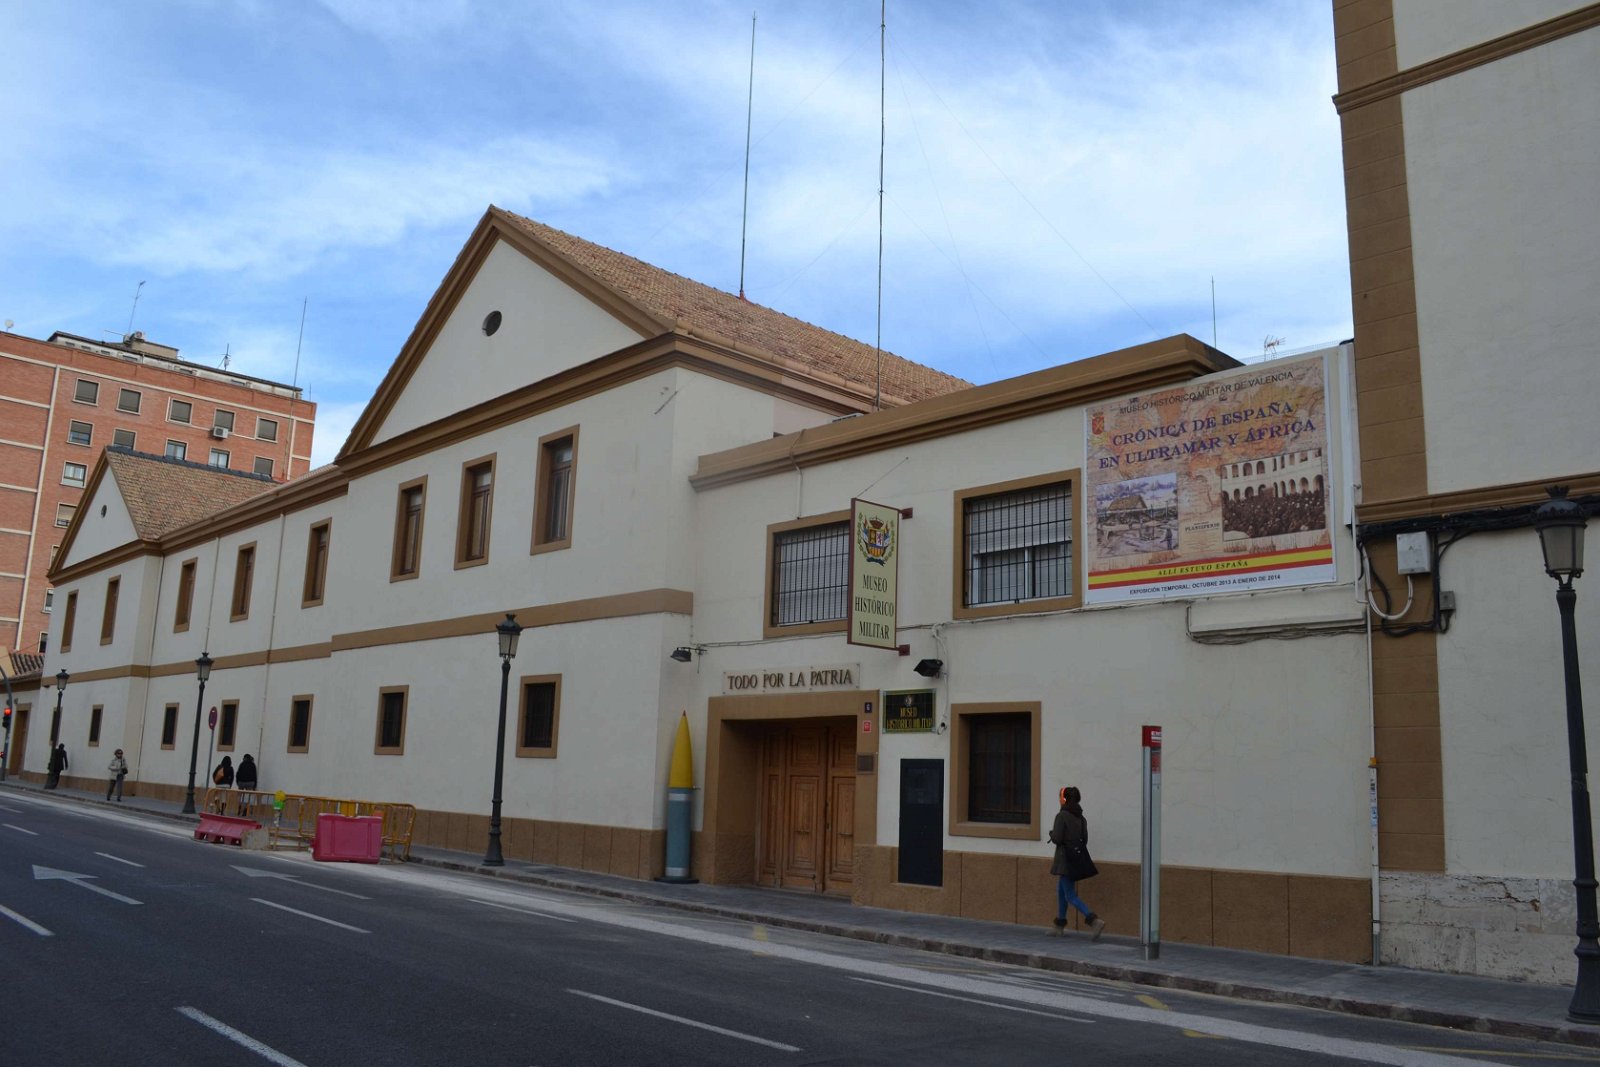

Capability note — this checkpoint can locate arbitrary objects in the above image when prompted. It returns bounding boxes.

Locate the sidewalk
[9,775,1600,1049]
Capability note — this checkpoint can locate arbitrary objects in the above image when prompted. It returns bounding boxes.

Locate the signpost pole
[203,706,217,798]
[1140,725,1163,960]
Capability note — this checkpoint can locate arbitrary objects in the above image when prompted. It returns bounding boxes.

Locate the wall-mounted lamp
[913,658,943,678]
[670,646,703,663]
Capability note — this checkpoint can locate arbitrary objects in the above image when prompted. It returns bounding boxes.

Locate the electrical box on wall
[1396,531,1432,575]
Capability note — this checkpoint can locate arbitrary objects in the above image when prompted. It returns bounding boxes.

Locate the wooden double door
[757,719,855,894]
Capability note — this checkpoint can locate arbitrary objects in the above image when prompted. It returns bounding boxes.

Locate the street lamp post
[182,652,213,815]
[1534,485,1600,1022]
[483,613,522,867]
[47,670,68,788]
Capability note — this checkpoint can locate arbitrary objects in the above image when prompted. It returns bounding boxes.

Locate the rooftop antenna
[1211,276,1217,348]
[873,0,886,411]
[1263,335,1285,358]
[219,343,231,371]
[125,280,146,335]
[292,298,307,390]
[737,12,757,301]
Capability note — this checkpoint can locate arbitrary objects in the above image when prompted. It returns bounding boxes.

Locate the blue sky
[1,1,1351,467]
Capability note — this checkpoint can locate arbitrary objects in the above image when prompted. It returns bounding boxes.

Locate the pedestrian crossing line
[0,902,53,937]
[849,976,1096,1023]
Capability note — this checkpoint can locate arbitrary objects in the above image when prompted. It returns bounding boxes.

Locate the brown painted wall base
[407,807,667,882]
[853,844,1372,963]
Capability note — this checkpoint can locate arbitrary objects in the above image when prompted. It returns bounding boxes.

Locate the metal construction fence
[200,788,417,861]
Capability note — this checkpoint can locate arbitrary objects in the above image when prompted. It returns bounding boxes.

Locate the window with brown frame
[516,675,561,758]
[949,702,1041,841]
[60,591,78,652]
[174,558,197,631]
[100,577,119,645]
[303,521,331,607]
[89,705,103,746]
[391,478,427,580]
[532,428,577,553]
[288,696,313,753]
[764,512,851,637]
[953,471,1081,620]
[375,687,407,754]
[218,701,239,750]
[161,704,179,749]
[455,456,495,568]
[231,544,256,620]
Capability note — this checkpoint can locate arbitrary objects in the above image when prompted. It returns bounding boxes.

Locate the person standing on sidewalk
[107,749,128,801]
[45,743,68,789]
[1049,786,1107,940]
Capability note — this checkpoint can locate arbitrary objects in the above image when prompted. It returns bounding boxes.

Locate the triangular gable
[340,208,672,459]
[51,454,141,574]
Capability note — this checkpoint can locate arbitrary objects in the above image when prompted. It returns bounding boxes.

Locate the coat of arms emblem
[857,514,895,565]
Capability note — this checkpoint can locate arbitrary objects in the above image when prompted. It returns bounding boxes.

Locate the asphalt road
[1,791,1597,1066]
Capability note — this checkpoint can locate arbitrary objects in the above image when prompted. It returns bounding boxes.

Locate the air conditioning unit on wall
[210,426,230,440]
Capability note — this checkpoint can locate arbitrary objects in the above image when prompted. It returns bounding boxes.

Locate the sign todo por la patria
[722,663,861,695]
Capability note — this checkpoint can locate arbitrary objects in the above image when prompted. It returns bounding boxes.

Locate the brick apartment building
[1,329,315,655]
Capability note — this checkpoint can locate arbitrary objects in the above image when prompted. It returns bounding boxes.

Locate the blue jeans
[1057,874,1092,921]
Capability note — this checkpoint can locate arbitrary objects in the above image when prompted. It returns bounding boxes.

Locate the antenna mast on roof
[293,298,307,390]
[874,0,886,411]
[126,280,146,335]
[738,12,757,301]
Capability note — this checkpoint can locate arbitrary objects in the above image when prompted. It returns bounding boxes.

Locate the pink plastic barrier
[312,813,383,863]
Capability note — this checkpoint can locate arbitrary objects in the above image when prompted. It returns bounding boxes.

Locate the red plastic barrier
[313,813,383,863]
[195,812,262,845]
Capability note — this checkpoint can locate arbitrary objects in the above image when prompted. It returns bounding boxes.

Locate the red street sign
[862,720,873,733]
[207,707,218,730]
[1142,725,1162,749]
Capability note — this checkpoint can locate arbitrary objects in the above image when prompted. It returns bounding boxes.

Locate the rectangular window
[55,503,76,528]
[62,591,78,651]
[231,543,256,620]
[209,448,230,468]
[254,456,275,478]
[218,701,238,750]
[256,417,279,441]
[44,590,53,612]
[68,420,92,446]
[37,632,47,654]
[169,399,193,424]
[303,520,331,607]
[516,676,561,757]
[951,703,1041,841]
[213,409,235,432]
[117,388,142,413]
[765,514,850,636]
[455,456,495,568]
[74,379,99,404]
[174,558,197,632]
[375,687,407,754]
[166,440,187,461]
[391,478,427,581]
[100,577,119,645]
[532,428,578,553]
[288,696,313,753]
[113,428,136,449]
[62,462,87,487]
[161,704,179,748]
[89,705,103,746]
[954,472,1080,620]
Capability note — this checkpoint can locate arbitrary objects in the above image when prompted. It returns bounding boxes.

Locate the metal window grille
[521,682,556,749]
[964,483,1072,606]
[771,521,849,626]
[968,712,1031,823]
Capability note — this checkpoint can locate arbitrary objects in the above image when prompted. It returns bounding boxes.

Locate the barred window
[963,482,1072,606]
[771,521,849,627]
[966,712,1032,824]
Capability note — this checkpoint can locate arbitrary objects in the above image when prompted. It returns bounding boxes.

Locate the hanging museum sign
[1084,354,1335,604]
[722,663,861,695]
[881,689,936,733]
[848,498,900,650]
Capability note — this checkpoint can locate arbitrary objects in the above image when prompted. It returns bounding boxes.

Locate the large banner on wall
[1084,355,1334,605]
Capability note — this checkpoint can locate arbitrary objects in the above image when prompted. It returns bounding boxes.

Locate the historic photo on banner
[1084,354,1334,604]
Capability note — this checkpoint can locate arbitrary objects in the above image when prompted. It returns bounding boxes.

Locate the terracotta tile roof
[103,447,277,540]
[5,651,43,680]
[498,210,972,405]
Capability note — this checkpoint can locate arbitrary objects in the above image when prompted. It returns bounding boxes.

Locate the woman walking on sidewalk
[1049,786,1106,940]
[107,749,128,801]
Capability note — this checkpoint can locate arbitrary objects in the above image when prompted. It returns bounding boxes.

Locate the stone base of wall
[1382,871,1577,984]
[853,845,1372,963]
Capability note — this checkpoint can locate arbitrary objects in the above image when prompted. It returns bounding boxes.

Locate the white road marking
[566,988,800,1052]
[250,897,370,933]
[232,865,370,899]
[0,803,23,812]
[0,902,53,936]
[176,1006,310,1067]
[32,865,142,905]
[4,823,39,835]
[849,975,1094,1023]
[95,852,145,868]
[469,897,579,923]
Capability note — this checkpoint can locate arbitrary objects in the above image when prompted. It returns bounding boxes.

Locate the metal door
[897,758,944,886]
